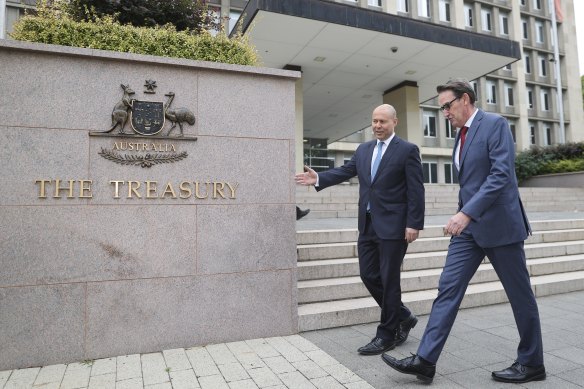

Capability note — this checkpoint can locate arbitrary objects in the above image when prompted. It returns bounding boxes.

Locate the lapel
[458,109,484,170]
[371,136,399,184]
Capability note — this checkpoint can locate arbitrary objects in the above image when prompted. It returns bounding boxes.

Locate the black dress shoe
[396,314,418,346]
[357,337,397,355]
[381,353,436,383]
[492,361,546,383]
[296,207,310,220]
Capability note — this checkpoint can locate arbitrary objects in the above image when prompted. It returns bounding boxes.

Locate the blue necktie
[371,142,384,180]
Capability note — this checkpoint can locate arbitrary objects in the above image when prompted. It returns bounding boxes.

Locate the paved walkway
[3,291,584,388]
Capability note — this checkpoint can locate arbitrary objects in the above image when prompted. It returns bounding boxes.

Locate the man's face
[439,91,466,129]
[371,107,398,141]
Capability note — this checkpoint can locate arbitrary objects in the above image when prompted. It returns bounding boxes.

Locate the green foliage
[66,0,219,33]
[515,142,584,182]
[10,1,259,66]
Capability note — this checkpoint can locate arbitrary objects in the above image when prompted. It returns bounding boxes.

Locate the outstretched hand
[295,166,318,186]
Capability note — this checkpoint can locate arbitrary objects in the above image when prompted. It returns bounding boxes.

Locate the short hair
[436,79,476,104]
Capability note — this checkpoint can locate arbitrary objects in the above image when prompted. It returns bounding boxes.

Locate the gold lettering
[128,181,141,198]
[179,181,192,198]
[142,143,148,151]
[35,179,51,198]
[113,142,120,150]
[170,144,176,152]
[79,180,93,198]
[226,182,239,199]
[54,179,75,198]
[161,182,177,198]
[194,182,209,199]
[151,143,157,152]
[145,181,157,199]
[110,180,124,199]
[213,182,226,199]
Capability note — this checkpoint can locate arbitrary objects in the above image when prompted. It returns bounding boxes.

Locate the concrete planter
[0,40,300,370]
[520,171,584,188]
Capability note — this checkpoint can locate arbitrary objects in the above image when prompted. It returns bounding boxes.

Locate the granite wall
[0,40,300,370]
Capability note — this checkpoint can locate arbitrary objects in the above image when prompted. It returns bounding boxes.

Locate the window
[505,83,514,106]
[527,87,534,109]
[539,55,547,77]
[524,54,531,74]
[368,0,382,6]
[521,0,526,6]
[509,123,517,143]
[418,0,430,18]
[471,81,478,97]
[464,4,473,27]
[545,127,552,145]
[423,111,437,137]
[533,0,541,10]
[444,163,459,184]
[486,80,497,104]
[445,119,455,139]
[541,89,550,111]
[439,0,451,22]
[423,162,438,184]
[522,19,529,40]
[228,10,241,34]
[397,0,409,13]
[504,64,512,71]
[529,123,536,145]
[482,9,492,32]
[500,13,509,35]
[535,21,544,43]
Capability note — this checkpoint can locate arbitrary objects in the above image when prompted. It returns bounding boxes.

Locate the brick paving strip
[0,335,374,389]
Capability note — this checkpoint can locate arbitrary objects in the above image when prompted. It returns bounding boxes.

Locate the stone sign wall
[0,40,300,370]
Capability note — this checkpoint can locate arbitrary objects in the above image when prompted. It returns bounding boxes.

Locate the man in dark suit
[382,80,545,384]
[295,104,425,354]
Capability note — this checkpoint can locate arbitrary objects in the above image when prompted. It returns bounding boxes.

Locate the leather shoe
[296,208,310,220]
[492,361,546,383]
[357,337,396,355]
[396,314,418,346]
[381,353,435,383]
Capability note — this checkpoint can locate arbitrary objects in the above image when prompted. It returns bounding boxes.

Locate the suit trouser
[358,214,411,340]
[417,232,544,366]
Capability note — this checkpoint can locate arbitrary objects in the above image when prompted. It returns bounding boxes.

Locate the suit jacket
[316,136,425,240]
[455,109,531,248]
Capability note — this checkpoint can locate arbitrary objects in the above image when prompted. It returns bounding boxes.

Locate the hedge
[515,142,584,182]
[10,3,259,66]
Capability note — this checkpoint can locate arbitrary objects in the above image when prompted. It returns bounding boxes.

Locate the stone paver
[3,291,584,388]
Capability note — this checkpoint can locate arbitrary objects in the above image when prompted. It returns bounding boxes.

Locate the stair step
[298,270,584,331]
[297,254,584,303]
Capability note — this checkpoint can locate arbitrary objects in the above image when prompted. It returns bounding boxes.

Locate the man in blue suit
[382,80,545,383]
[295,104,425,354]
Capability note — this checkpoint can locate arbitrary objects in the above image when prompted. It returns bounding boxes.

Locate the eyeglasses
[439,96,460,112]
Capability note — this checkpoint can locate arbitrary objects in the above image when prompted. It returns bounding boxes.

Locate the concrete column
[452,0,465,29]
[295,76,305,172]
[510,0,530,151]
[383,81,422,145]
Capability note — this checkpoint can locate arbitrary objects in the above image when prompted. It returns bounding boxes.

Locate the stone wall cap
[0,39,301,79]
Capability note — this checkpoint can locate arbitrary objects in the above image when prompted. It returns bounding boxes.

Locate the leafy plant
[10,0,259,66]
[515,142,584,182]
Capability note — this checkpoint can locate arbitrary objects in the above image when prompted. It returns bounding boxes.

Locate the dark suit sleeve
[316,149,359,191]
[405,144,425,230]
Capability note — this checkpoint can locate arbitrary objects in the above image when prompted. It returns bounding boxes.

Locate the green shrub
[10,2,259,66]
[515,142,584,182]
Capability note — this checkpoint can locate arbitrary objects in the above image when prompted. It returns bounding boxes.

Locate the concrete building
[2,0,583,184]
[215,0,583,184]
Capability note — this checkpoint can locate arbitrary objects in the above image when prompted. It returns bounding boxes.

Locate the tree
[67,0,218,33]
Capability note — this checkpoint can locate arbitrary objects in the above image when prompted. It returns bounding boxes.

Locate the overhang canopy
[235,0,521,143]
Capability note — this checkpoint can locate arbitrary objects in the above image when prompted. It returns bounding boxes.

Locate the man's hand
[405,228,419,243]
[443,211,471,236]
[295,166,317,186]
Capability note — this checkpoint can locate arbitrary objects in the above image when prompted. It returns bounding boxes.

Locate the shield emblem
[130,100,165,135]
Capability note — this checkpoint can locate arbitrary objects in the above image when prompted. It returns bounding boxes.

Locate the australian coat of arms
[92,80,196,168]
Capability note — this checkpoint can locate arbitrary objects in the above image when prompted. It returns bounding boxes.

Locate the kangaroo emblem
[103,84,135,134]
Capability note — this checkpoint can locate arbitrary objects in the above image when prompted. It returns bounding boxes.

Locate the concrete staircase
[296,185,584,332]
[296,184,584,218]
[297,219,584,331]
